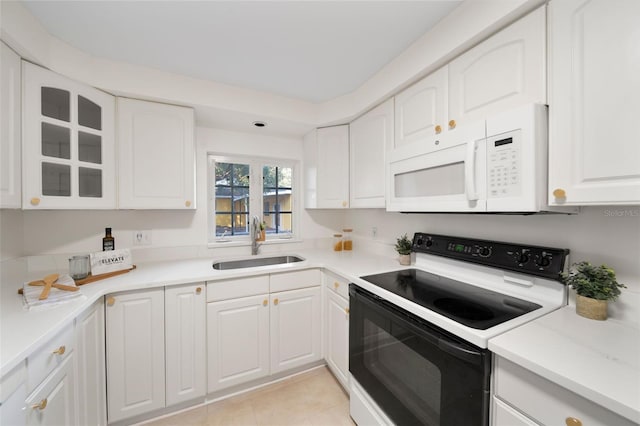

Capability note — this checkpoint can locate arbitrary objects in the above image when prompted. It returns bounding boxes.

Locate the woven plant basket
[576,294,608,320]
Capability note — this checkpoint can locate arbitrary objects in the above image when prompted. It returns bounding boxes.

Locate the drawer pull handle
[565,417,582,426]
[273,298,279,306]
[52,346,66,356]
[106,297,115,306]
[196,287,202,295]
[32,398,47,410]
[334,282,340,289]
[263,299,268,307]
[435,125,442,134]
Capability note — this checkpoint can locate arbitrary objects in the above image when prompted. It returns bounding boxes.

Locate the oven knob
[416,238,424,246]
[479,247,491,257]
[425,240,433,247]
[516,253,529,264]
[536,255,551,267]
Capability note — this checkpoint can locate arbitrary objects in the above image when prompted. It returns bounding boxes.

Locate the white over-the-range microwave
[387,104,576,213]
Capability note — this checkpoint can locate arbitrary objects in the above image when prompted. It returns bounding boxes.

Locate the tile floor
[145,367,354,426]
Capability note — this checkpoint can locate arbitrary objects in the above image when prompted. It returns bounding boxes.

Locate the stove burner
[360,269,542,329]
[433,297,495,321]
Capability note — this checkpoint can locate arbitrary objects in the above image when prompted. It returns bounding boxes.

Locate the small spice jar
[333,234,343,252]
[342,228,353,251]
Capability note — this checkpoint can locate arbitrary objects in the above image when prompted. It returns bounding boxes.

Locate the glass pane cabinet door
[23,61,115,209]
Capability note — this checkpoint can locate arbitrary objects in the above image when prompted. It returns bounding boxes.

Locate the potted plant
[395,234,413,266]
[258,221,266,241]
[561,261,626,320]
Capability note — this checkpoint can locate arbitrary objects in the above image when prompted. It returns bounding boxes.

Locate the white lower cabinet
[325,288,349,390]
[270,286,321,374]
[492,356,636,426]
[165,284,206,406]
[207,294,270,393]
[0,362,27,426]
[206,270,322,393]
[76,299,106,426]
[105,288,165,423]
[25,355,76,426]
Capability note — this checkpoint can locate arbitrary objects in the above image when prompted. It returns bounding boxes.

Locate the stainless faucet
[251,216,262,255]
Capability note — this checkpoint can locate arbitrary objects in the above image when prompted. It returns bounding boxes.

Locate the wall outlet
[133,230,152,246]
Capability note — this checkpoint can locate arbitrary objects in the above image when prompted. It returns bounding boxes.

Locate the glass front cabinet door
[22,62,115,209]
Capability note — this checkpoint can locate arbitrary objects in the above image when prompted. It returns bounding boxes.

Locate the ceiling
[22,1,462,103]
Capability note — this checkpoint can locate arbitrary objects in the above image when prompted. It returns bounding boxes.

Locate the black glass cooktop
[360,268,541,330]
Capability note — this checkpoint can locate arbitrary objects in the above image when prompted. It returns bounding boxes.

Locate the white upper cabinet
[350,99,393,208]
[448,6,546,127]
[393,66,448,161]
[1,42,22,209]
[548,0,640,205]
[22,62,115,209]
[117,97,195,209]
[304,125,349,208]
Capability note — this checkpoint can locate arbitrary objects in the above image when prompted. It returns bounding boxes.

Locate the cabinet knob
[345,307,350,315]
[448,119,456,129]
[185,200,192,207]
[435,125,442,134]
[195,287,202,295]
[106,296,115,306]
[553,188,566,199]
[273,298,279,306]
[52,346,66,356]
[341,201,347,208]
[565,417,582,426]
[31,398,47,410]
[263,299,268,307]
[30,197,41,206]
[334,282,340,289]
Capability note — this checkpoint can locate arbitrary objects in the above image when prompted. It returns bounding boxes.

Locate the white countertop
[489,306,640,424]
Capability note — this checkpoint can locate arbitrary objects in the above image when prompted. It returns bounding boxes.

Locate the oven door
[387,120,487,212]
[349,284,491,426]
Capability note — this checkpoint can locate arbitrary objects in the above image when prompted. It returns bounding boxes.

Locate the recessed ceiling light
[253,121,267,128]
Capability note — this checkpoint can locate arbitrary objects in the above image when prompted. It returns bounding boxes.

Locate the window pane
[263,165,293,235]
[42,162,71,196]
[42,123,70,159]
[79,167,102,197]
[79,132,102,164]
[215,162,250,236]
[78,95,102,130]
[41,87,70,122]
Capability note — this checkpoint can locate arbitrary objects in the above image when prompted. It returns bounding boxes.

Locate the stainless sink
[212,255,305,270]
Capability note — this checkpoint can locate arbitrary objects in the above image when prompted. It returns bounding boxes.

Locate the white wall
[0,209,24,261]
[20,126,344,259]
[345,206,640,292]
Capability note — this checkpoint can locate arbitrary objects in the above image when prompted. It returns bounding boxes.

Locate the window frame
[207,154,299,246]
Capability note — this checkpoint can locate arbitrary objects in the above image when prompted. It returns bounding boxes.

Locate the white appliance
[387,104,575,213]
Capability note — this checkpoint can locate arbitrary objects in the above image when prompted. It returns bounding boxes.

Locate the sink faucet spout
[251,216,262,255]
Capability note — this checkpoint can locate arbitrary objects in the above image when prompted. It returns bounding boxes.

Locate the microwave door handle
[465,139,478,201]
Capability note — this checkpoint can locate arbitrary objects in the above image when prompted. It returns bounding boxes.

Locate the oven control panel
[412,233,569,280]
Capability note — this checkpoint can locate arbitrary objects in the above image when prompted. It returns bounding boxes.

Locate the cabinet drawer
[25,354,76,426]
[27,325,74,393]
[270,269,321,293]
[494,357,636,426]
[207,275,269,302]
[325,272,349,300]
[492,397,538,426]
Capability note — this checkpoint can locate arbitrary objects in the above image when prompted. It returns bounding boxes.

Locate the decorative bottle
[103,227,115,251]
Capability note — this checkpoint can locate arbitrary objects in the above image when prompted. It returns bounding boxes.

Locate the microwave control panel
[487,130,521,198]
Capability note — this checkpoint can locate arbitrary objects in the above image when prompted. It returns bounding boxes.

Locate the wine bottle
[103,227,115,251]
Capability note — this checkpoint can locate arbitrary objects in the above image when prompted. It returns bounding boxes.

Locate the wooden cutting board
[74,265,136,285]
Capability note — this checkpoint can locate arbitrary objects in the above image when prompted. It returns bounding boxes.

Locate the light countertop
[489,306,640,424]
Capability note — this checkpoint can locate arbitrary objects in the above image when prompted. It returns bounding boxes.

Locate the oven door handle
[437,337,483,364]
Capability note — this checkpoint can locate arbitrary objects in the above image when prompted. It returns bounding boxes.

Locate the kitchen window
[208,155,297,244]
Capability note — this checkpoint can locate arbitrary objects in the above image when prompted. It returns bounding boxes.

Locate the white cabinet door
[270,286,321,374]
[165,283,206,406]
[1,41,21,208]
[350,99,393,208]
[117,98,195,209]
[492,397,539,426]
[105,289,165,422]
[325,290,349,391]
[207,294,270,393]
[448,6,546,127]
[393,66,448,160]
[25,355,76,426]
[0,363,27,426]
[75,299,106,426]
[306,125,349,209]
[548,0,640,205]
[22,61,115,209]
